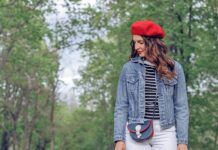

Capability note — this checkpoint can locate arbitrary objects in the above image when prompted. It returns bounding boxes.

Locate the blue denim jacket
[114,56,189,145]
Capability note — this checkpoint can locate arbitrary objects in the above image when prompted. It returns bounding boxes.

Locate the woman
[114,20,189,150]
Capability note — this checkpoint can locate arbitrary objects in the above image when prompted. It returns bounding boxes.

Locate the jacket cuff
[114,135,125,143]
[177,139,188,145]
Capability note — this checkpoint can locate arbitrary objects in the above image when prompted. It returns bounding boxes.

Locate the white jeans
[125,120,177,150]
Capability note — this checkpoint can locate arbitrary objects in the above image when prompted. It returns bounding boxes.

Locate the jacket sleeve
[173,62,190,145]
[114,65,128,143]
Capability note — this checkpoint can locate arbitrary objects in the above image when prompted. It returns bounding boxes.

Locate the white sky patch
[58,49,84,86]
[45,0,92,106]
[45,0,97,106]
[81,0,96,6]
[45,0,68,27]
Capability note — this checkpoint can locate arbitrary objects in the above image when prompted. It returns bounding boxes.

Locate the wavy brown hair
[129,36,176,80]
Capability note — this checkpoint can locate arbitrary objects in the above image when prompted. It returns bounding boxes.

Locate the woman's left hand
[177,144,188,150]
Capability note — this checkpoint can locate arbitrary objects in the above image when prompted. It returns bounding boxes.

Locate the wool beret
[131,20,165,38]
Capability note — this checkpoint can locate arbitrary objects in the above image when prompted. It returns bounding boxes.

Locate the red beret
[131,20,165,38]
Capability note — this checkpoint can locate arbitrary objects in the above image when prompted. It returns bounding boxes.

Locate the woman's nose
[135,43,140,50]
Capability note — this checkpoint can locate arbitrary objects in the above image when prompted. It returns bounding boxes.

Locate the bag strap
[152,95,157,119]
[152,69,158,120]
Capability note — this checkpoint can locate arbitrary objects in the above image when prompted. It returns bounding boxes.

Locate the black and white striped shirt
[144,61,160,119]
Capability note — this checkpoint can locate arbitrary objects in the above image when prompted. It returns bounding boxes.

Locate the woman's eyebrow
[133,39,144,42]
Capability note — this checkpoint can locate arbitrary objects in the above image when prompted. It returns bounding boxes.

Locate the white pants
[125,120,177,150]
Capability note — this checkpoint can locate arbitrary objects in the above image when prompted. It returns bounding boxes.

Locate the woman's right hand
[115,141,126,150]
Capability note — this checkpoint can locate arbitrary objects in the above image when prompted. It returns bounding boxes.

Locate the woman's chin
[139,54,145,57]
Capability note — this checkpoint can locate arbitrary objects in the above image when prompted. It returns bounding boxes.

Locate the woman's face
[132,35,146,57]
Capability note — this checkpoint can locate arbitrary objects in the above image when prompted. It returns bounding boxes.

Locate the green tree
[0,0,59,149]
[65,0,218,149]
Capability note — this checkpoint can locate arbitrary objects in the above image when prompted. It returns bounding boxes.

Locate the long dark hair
[129,36,176,80]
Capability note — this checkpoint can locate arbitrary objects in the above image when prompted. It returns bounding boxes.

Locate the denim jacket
[114,56,189,145]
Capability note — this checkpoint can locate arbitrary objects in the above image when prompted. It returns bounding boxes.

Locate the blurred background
[0,0,217,149]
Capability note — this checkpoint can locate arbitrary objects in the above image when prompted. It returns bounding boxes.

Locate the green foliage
[55,102,114,150]
[1,0,217,149]
[190,92,218,150]
[63,0,218,150]
[0,0,59,149]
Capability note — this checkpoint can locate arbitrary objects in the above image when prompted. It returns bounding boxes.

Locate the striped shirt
[144,61,160,119]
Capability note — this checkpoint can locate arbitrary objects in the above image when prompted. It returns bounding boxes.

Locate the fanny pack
[127,120,154,142]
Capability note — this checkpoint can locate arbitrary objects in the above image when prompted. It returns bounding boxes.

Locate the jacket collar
[130,56,145,64]
[130,56,155,66]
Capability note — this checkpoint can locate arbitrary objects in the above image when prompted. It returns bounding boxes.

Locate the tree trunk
[1,131,10,150]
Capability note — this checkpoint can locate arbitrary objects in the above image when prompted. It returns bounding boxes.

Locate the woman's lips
[137,51,145,56]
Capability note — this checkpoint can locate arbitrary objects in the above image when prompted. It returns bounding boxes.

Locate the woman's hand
[115,141,125,150]
[177,144,188,150]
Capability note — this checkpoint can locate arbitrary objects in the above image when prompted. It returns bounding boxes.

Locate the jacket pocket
[163,76,177,85]
[127,75,139,92]
[127,76,139,84]
[162,76,177,96]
